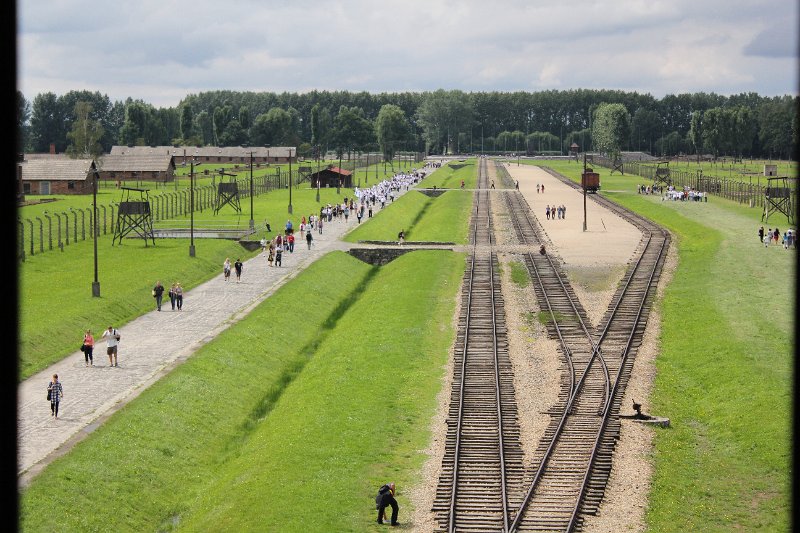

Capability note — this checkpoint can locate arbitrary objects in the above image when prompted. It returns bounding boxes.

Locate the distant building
[96,154,176,183]
[18,157,97,195]
[310,166,353,188]
[109,145,296,165]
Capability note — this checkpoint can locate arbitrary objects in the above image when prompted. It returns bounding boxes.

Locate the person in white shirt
[101,325,121,367]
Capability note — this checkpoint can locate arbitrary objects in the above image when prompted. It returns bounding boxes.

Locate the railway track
[434,159,524,531]
[434,160,669,532]
[503,183,669,532]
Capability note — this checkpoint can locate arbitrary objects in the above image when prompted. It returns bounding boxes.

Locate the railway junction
[414,159,672,532]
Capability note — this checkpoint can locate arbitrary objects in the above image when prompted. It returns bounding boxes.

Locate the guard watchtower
[214,169,241,214]
[762,176,796,226]
[654,161,671,188]
[113,187,155,246]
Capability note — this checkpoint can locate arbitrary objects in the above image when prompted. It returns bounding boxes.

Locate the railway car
[581,170,601,193]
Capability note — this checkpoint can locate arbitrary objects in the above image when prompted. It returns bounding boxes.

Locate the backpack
[375,484,391,507]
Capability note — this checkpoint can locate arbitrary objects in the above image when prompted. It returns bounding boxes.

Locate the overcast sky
[17,0,799,108]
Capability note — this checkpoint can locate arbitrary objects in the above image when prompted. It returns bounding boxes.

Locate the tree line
[17,88,798,161]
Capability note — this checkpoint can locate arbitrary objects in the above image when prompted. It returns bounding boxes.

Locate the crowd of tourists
[759,226,795,249]
[662,185,707,202]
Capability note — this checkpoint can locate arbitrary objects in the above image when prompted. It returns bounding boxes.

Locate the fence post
[80,208,86,240]
[19,219,26,261]
[22,218,34,261]
[69,209,78,242]
[54,212,63,248]
[36,217,44,255]
[43,212,53,250]
[100,204,107,234]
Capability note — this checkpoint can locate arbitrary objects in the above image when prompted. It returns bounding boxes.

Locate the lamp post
[316,145,321,202]
[189,160,196,257]
[337,151,342,195]
[288,147,293,214]
[582,154,588,232]
[91,168,100,297]
[249,151,255,230]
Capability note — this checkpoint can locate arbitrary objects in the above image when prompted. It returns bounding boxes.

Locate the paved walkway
[17,174,429,486]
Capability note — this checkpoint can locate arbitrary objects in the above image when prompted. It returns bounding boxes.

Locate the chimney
[49,143,56,154]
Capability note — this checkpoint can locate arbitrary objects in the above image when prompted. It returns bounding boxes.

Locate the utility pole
[288,147,293,214]
[249,151,255,230]
[316,145,321,203]
[582,154,588,232]
[189,160,196,256]
[91,168,100,296]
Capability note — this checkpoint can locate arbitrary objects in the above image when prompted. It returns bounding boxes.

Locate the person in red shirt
[82,329,94,366]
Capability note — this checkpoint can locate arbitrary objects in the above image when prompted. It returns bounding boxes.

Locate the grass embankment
[418,159,477,189]
[20,250,465,532]
[345,189,472,244]
[345,161,475,243]
[533,159,793,531]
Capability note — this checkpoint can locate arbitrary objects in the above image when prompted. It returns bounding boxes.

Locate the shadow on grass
[241,265,381,433]
[405,196,435,240]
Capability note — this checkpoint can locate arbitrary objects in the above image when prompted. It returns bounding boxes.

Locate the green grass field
[344,190,472,244]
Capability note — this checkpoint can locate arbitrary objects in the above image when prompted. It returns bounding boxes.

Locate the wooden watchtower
[762,176,796,226]
[654,161,671,188]
[113,187,155,246]
[214,170,241,215]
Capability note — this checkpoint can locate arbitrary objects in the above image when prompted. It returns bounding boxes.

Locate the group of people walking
[79,325,122,368]
[151,281,184,311]
[223,258,244,282]
[759,226,795,249]
[545,204,567,220]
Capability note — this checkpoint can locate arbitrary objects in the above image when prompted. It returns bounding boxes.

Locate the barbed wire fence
[17,172,284,262]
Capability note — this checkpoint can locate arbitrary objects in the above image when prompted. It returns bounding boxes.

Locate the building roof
[19,159,95,181]
[98,154,175,172]
[23,153,71,161]
[109,145,295,158]
[327,167,352,176]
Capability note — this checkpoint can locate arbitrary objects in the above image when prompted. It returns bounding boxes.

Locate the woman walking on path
[175,283,183,310]
[223,258,231,281]
[169,282,177,310]
[234,259,244,282]
[48,374,63,419]
[306,230,313,249]
[82,329,94,366]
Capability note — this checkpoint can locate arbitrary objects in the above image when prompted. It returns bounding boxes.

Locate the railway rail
[503,180,669,531]
[434,161,669,532]
[434,158,524,531]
